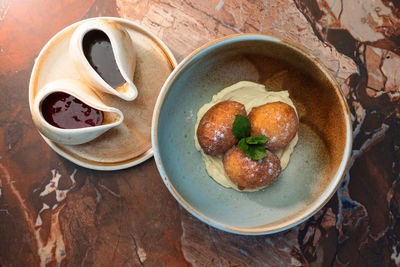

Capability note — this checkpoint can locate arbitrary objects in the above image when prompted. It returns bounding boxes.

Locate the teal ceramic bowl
[152,34,352,235]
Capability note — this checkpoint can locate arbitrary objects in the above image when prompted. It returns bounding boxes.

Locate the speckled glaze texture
[29,17,176,170]
[153,35,352,234]
[0,0,399,266]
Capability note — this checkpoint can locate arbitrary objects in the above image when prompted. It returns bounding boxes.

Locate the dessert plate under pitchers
[29,17,177,170]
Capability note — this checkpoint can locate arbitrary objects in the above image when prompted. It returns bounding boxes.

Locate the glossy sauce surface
[42,92,104,129]
[82,30,125,88]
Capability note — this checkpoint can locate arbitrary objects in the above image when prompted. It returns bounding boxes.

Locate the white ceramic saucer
[29,17,177,170]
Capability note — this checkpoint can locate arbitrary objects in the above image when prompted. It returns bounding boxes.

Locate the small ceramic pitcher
[32,79,124,145]
[69,18,138,101]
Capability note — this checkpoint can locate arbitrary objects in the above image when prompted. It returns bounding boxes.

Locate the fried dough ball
[223,146,281,190]
[197,101,246,155]
[249,101,298,151]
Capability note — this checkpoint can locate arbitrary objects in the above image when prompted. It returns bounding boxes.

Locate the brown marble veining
[0,0,399,266]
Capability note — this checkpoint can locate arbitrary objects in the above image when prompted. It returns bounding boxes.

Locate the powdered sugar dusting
[194,81,299,191]
[197,101,245,154]
[223,147,281,189]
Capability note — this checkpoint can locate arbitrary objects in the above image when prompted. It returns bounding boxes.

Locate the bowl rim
[151,33,353,235]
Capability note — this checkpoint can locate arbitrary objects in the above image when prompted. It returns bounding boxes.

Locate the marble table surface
[0,0,399,266]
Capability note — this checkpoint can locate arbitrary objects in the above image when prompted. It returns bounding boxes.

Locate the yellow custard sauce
[194,81,299,192]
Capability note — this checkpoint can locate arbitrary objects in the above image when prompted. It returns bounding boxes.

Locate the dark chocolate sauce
[42,92,104,129]
[82,30,125,88]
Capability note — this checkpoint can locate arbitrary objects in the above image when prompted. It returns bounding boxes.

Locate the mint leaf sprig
[232,115,269,160]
